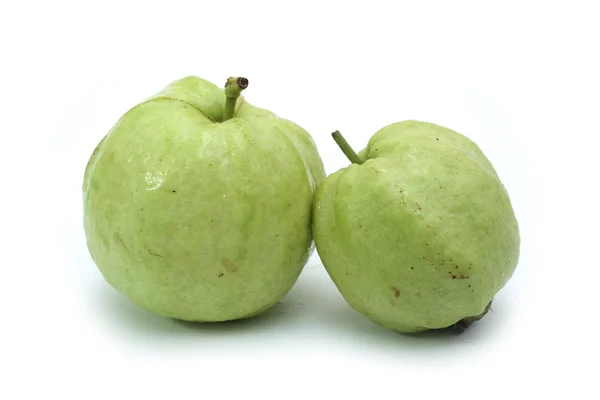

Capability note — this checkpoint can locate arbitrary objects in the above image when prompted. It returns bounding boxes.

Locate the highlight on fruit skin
[82,75,326,323]
[312,120,520,333]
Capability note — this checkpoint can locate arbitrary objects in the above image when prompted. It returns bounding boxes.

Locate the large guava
[83,76,326,322]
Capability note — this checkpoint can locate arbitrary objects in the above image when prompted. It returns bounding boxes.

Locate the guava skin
[313,121,520,333]
[83,76,326,322]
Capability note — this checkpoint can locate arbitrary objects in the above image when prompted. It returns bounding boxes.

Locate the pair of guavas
[83,76,519,333]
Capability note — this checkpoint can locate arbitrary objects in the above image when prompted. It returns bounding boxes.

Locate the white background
[1,0,599,398]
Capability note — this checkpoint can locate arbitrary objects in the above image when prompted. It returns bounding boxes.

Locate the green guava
[313,120,520,333]
[83,76,326,322]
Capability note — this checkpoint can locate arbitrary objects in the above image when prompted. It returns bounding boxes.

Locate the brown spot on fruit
[415,202,422,211]
[391,287,401,297]
[221,257,239,273]
[410,266,414,270]
[217,272,224,278]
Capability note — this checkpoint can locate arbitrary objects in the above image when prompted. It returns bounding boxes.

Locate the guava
[83,76,326,322]
[312,121,520,333]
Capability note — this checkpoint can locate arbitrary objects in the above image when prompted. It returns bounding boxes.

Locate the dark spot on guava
[115,233,129,252]
[391,287,401,297]
[415,202,422,210]
[221,257,238,273]
[458,274,466,279]
[218,272,224,278]
[148,249,163,258]
[410,266,414,270]
[468,285,471,288]
[436,138,439,141]
[172,190,176,193]
[455,265,458,269]
[452,276,456,279]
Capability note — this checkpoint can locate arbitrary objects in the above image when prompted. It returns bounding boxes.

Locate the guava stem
[223,77,249,121]
[331,131,364,165]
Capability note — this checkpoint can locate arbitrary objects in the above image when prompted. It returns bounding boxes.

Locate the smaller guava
[312,121,520,333]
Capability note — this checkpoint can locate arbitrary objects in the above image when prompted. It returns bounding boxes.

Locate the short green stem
[223,77,249,121]
[331,131,364,165]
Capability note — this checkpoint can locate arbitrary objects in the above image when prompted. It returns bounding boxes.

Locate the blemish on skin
[221,257,239,273]
[391,287,401,298]
[415,202,422,211]
[410,266,414,270]
[172,190,176,193]
[218,272,224,278]
[148,249,163,258]
[115,233,129,252]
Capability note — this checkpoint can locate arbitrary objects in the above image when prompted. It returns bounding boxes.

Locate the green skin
[313,121,520,333]
[83,76,326,322]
